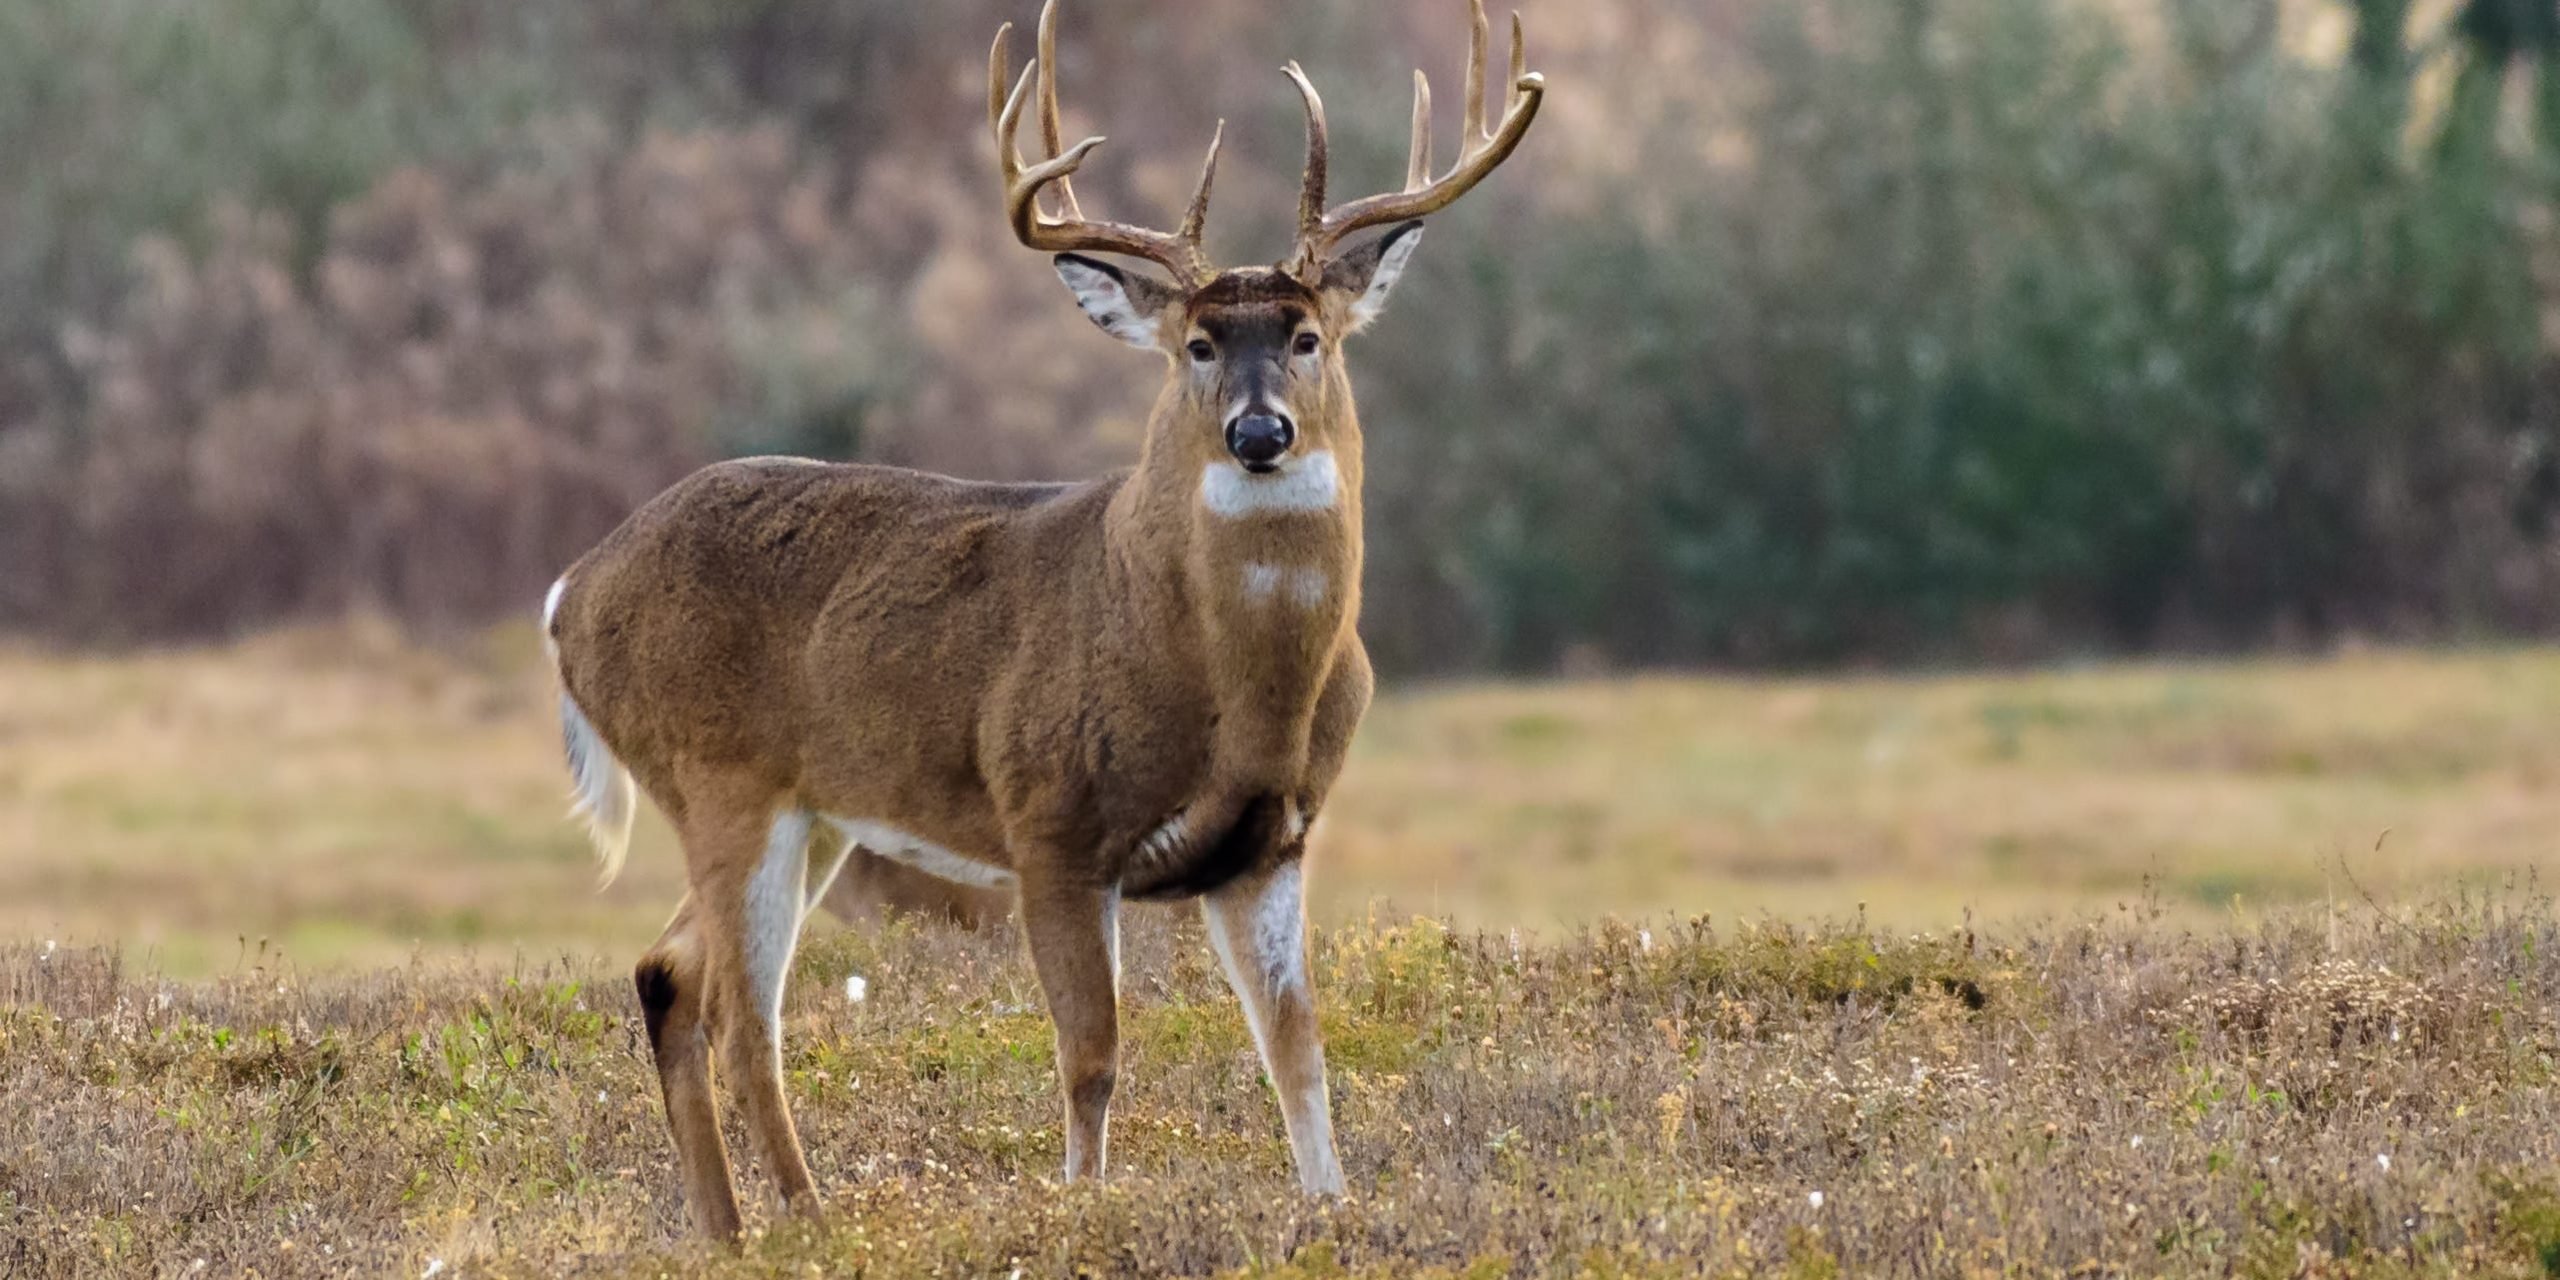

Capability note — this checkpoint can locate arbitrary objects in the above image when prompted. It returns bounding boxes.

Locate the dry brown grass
[1,897,2554,1277]
[5,637,2560,1274]
[7,633,2560,971]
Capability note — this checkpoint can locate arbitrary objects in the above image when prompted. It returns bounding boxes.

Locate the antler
[989,0,1222,285]
[1283,0,1545,277]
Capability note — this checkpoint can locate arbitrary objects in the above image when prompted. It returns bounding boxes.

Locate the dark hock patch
[1069,1069,1117,1114]
[1124,792,1294,901]
[634,957,679,1055]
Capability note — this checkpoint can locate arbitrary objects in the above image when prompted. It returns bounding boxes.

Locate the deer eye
[1293,332,1321,357]
[1186,339,1216,363]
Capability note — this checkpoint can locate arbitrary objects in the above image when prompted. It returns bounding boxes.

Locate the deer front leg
[1016,866,1122,1181]
[1201,859,1345,1194]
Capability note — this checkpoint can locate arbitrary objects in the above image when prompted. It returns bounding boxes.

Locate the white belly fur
[822,816,1017,889]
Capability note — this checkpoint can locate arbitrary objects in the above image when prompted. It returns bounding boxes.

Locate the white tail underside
[548,577,634,886]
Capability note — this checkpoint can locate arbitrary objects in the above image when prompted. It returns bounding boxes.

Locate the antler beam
[1283,0,1545,277]
[989,0,1222,285]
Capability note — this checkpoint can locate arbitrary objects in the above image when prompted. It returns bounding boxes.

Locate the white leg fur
[743,811,814,1043]
[1202,862,1344,1194]
[1103,886,1123,986]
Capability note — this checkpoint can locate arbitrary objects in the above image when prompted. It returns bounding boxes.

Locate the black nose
[1226,413,1295,470]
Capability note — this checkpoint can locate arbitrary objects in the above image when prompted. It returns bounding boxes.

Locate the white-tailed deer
[544,0,1541,1240]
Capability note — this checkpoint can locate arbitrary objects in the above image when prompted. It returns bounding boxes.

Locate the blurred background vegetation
[7,0,2560,676]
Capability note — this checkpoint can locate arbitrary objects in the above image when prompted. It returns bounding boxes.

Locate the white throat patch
[1243,562,1330,608]
[1200,450,1340,518]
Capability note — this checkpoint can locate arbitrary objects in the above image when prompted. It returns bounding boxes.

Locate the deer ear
[1054,254,1182,349]
[1319,221,1425,334]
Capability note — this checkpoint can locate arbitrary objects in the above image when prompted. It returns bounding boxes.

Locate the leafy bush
[9,0,2560,671]
[1361,0,2560,670]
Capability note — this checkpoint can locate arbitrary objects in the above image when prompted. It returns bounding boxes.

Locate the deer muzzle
[1225,412,1295,472]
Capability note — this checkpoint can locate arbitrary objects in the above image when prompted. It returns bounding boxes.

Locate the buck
[543,0,1541,1239]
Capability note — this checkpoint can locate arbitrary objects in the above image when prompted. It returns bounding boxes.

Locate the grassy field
[3,897,2556,1276]
[4,632,2560,970]
[4,637,2560,1274]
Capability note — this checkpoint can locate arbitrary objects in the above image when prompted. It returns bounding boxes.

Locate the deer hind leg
[1015,863,1121,1181]
[1201,860,1345,1194]
[702,804,824,1218]
[653,776,826,1231]
[635,894,743,1240]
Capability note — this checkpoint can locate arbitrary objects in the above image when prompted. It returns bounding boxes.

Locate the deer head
[989,0,1544,478]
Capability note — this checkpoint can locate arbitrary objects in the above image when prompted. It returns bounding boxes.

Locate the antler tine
[987,4,1217,285]
[996,55,1056,188]
[1463,0,1490,150]
[1283,62,1329,252]
[1406,71,1434,192]
[989,22,1015,141]
[1035,0,1083,220]
[1178,120,1224,244]
[1509,12,1528,113]
[1286,1,1545,275]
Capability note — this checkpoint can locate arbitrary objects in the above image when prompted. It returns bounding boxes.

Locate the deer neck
[1107,395,1364,785]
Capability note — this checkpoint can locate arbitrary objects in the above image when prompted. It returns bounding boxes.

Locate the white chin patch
[1200,450,1341,517]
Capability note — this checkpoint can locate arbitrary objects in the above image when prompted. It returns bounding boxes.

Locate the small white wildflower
[844,974,869,1003]
[2129,1135,2143,1149]
[1637,929,1653,953]
[423,1259,447,1279]
[1808,1190,1825,1209]
[2390,1024,2402,1043]
[1444,1113,1455,1128]
[596,1090,607,1104]
[2376,1153,2391,1172]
